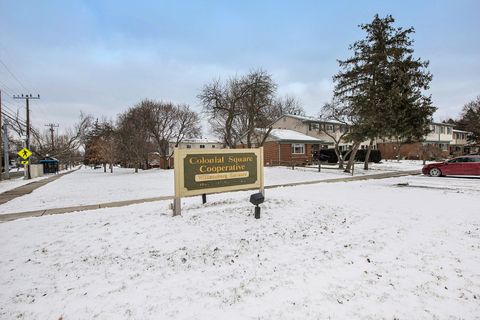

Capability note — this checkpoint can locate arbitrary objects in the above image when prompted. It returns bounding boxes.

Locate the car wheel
[429,167,442,177]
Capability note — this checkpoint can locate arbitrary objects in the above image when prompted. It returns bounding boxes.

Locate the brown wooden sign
[173,148,264,215]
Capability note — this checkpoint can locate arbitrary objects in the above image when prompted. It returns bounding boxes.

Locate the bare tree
[138,100,201,165]
[318,101,352,169]
[168,104,201,156]
[199,77,249,148]
[272,95,305,117]
[200,70,283,148]
[417,144,443,165]
[30,112,93,167]
[237,70,277,148]
[116,107,151,173]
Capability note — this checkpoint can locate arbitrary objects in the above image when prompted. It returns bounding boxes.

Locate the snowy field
[0,172,479,319]
[0,162,423,214]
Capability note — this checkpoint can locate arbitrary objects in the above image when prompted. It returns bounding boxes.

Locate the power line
[0,81,17,96]
[1,102,27,123]
[1,106,27,125]
[1,111,27,128]
[0,86,27,110]
[0,58,30,92]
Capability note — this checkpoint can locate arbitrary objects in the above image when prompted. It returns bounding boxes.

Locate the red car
[422,155,480,177]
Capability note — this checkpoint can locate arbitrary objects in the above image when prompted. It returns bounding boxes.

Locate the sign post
[173,147,264,216]
[17,147,32,180]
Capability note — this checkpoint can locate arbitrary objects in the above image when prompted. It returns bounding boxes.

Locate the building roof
[431,122,455,127]
[452,129,470,133]
[283,114,345,125]
[169,137,223,144]
[39,157,59,163]
[267,129,325,143]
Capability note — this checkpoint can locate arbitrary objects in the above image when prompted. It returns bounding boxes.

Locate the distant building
[270,114,373,151]
[450,129,477,155]
[149,137,224,169]
[242,128,324,166]
[269,115,476,160]
[170,138,223,151]
[377,122,478,159]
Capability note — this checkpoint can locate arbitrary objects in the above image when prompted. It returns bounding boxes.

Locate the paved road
[0,169,420,223]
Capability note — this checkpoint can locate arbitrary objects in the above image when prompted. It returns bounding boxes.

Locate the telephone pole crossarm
[45,123,59,150]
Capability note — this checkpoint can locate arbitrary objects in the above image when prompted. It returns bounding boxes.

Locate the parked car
[422,155,480,177]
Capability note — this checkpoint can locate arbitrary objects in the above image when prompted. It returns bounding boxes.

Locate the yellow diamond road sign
[18,147,32,160]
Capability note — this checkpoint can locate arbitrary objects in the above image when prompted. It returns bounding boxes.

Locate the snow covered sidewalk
[0,175,479,319]
[0,163,425,215]
[0,169,420,222]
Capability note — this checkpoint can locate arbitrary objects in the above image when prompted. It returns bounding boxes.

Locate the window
[447,127,452,134]
[310,123,320,131]
[186,145,191,149]
[199,145,205,149]
[326,125,333,132]
[291,144,305,154]
[211,145,216,148]
[440,126,445,134]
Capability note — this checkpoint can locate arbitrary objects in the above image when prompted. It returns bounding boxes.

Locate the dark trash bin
[39,157,59,174]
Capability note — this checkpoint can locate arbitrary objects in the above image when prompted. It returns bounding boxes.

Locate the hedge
[318,148,382,163]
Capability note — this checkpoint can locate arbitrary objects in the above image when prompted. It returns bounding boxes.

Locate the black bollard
[250,192,264,220]
[255,205,261,219]
[202,194,207,204]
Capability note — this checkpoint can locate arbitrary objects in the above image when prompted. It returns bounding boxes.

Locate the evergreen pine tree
[333,14,436,167]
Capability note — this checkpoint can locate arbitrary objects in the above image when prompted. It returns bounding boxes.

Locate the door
[466,157,480,175]
[442,157,469,175]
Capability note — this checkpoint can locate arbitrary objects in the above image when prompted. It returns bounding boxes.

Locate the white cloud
[278,79,334,114]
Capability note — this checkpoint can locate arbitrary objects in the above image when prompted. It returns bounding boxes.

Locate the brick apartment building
[261,129,327,166]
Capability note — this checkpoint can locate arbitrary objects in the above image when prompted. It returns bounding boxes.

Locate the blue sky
[1,0,479,133]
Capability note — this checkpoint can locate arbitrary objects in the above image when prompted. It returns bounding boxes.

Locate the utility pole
[13,93,40,180]
[3,118,9,179]
[45,123,59,150]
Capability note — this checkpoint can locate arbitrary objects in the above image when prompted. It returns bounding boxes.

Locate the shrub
[319,148,382,164]
[318,149,338,163]
[343,149,382,163]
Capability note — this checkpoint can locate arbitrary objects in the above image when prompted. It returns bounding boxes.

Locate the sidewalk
[0,169,79,206]
[0,169,420,223]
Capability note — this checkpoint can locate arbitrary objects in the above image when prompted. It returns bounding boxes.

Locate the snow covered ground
[0,162,418,215]
[0,172,479,319]
[0,167,79,195]
[0,175,49,194]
